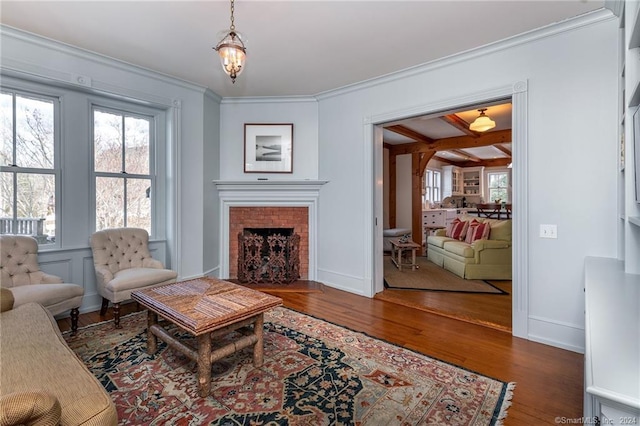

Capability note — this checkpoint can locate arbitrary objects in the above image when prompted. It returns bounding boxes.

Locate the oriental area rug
[64,308,515,425]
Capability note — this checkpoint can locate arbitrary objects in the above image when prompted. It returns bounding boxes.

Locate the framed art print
[244,123,293,173]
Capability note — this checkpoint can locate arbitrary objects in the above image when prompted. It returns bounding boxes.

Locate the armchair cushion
[108,268,178,292]
[8,284,83,316]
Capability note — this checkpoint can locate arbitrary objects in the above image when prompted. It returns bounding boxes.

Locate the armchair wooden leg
[100,298,109,316]
[70,308,79,334]
[113,303,121,329]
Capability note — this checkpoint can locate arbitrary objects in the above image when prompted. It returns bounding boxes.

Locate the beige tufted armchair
[0,235,84,332]
[90,227,177,328]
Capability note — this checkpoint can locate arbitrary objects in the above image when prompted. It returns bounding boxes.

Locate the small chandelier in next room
[214,0,246,83]
[469,108,496,132]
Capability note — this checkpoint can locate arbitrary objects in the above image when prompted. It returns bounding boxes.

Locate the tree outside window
[93,108,152,233]
[0,91,57,244]
[488,172,509,203]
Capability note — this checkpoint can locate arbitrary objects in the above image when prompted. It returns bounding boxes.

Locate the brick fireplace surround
[229,206,309,280]
[214,180,327,282]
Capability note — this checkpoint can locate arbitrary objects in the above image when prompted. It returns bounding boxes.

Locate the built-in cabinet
[462,167,484,197]
[584,257,639,425]
[621,0,640,273]
[442,165,462,197]
[583,2,640,423]
[442,165,485,199]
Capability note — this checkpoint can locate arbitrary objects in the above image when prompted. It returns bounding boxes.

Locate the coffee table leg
[197,334,212,397]
[412,248,417,270]
[147,311,158,355]
[397,247,402,271]
[253,314,264,367]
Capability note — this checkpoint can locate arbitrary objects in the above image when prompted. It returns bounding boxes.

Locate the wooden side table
[389,239,421,271]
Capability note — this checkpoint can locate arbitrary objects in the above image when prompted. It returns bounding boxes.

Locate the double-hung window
[0,90,58,245]
[487,172,509,203]
[424,169,441,204]
[92,106,155,234]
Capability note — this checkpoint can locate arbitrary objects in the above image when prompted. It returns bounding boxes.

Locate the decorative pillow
[446,218,469,241]
[465,220,491,243]
[463,219,479,243]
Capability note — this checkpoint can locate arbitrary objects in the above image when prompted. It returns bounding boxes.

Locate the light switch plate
[540,224,557,239]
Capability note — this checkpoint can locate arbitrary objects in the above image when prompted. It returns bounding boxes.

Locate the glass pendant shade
[469,110,496,132]
[215,31,246,83]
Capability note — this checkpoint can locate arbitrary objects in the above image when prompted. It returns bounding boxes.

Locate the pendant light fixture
[214,0,246,83]
[469,108,496,132]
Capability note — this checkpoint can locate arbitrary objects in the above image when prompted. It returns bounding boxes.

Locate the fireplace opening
[237,227,300,284]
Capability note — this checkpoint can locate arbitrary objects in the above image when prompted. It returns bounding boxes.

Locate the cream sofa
[0,288,117,426]
[426,216,512,280]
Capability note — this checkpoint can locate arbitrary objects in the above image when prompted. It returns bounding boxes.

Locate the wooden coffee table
[131,277,282,397]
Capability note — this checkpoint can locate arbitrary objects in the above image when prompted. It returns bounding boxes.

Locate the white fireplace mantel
[213,180,328,280]
[213,180,328,192]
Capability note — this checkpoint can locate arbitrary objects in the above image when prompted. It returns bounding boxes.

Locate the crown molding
[0,24,208,95]
[221,96,318,104]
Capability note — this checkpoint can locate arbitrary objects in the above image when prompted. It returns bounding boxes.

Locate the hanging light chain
[230,0,236,31]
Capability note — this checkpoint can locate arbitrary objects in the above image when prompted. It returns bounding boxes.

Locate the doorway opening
[367,82,529,339]
[379,101,512,331]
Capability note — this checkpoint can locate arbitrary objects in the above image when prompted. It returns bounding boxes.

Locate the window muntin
[488,172,509,203]
[424,169,441,205]
[93,107,153,234]
[0,90,57,244]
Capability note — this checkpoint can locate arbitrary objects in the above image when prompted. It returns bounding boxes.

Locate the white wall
[316,11,618,352]
[203,90,222,277]
[219,98,319,181]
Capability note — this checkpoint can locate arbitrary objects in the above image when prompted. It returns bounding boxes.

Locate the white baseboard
[528,315,585,353]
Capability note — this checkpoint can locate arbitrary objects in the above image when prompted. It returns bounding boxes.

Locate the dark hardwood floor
[58,285,583,425]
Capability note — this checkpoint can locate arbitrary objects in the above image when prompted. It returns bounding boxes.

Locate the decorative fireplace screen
[237,228,300,284]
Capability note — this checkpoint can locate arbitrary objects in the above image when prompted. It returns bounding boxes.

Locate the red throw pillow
[445,218,460,238]
[465,221,491,243]
[446,218,469,241]
[464,219,481,244]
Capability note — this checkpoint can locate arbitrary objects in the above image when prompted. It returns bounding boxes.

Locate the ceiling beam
[494,144,512,156]
[388,129,512,156]
[450,149,481,162]
[440,114,479,137]
[455,157,512,168]
[385,125,435,144]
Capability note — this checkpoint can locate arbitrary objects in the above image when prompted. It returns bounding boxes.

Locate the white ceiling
[0,1,604,98]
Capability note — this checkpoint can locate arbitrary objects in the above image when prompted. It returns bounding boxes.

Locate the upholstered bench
[383,228,411,252]
[0,289,117,426]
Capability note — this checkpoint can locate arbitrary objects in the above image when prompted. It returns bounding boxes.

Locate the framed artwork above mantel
[244,123,293,173]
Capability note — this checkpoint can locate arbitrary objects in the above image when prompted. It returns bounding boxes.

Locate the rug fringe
[494,382,517,426]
